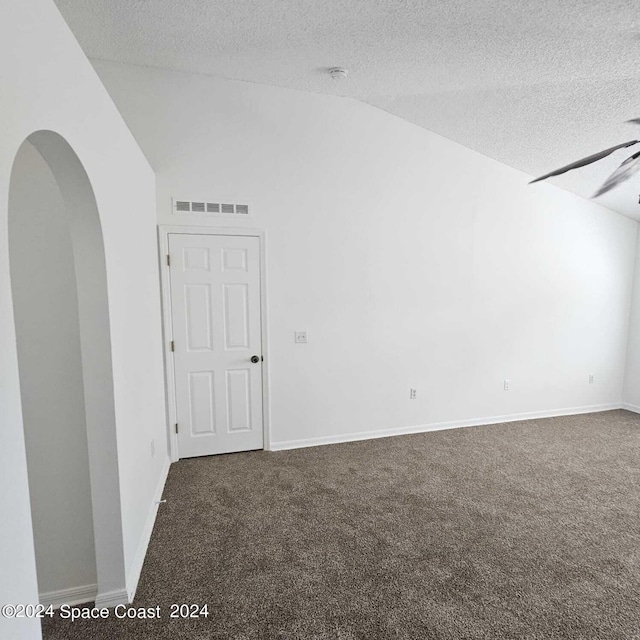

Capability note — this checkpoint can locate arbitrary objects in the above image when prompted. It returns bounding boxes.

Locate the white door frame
[158,225,271,461]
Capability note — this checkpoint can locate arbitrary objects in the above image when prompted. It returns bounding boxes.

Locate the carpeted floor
[44,410,640,639]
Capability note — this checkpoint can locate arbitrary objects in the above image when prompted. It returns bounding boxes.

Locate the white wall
[10,142,97,599]
[0,3,168,638]
[624,233,640,408]
[94,60,639,449]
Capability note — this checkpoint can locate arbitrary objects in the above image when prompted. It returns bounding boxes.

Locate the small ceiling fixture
[328,67,349,80]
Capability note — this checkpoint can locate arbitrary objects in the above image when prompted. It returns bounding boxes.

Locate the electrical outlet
[589,374,595,384]
[409,388,417,399]
[294,331,308,344]
[503,379,511,391]
[150,439,155,458]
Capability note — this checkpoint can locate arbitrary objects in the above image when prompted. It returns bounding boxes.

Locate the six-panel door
[168,234,263,458]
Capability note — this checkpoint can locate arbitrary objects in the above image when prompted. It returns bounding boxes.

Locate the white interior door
[168,233,263,458]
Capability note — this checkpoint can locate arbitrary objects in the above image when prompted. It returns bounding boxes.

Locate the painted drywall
[623,232,640,410]
[93,60,639,449]
[10,141,97,599]
[0,2,168,638]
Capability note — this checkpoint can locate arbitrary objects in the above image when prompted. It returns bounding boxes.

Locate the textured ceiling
[54,0,640,218]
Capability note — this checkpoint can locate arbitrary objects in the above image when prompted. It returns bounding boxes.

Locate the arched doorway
[8,131,125,607]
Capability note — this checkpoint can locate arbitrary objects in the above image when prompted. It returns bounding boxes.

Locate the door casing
[158,225,271,461]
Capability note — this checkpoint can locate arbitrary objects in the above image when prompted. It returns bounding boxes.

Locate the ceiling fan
[529,119,640,198]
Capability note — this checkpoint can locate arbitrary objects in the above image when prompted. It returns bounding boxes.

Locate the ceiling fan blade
[626,118,640,125]
[529,140,639,184]
[592,151,640,198]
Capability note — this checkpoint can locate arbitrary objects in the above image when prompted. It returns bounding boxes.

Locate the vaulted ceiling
[55,0,640,219]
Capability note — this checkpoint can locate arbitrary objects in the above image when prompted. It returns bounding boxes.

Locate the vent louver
[173,198,250,216]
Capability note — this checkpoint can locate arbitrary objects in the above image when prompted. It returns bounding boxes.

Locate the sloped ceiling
[54,0,640,218]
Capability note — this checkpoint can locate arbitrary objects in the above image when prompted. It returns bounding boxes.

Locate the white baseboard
[40,584,97,609]
[125,456,171,602]
[621,402,640,414]
[270,402,622,451]
[94,588,129,609]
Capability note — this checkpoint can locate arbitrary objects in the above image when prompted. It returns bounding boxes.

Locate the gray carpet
[44,410,640,639]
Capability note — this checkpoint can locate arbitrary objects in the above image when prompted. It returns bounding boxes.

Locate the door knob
[250,355,260,363]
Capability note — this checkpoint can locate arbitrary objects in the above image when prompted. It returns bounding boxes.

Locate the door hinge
[175,423,179,434]
[166,254,171,267]
[170,340,175,352]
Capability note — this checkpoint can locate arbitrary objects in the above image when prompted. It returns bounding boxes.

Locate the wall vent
[172,198,251,216]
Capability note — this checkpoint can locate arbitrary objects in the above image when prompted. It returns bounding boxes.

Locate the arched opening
[8,131,125,607]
